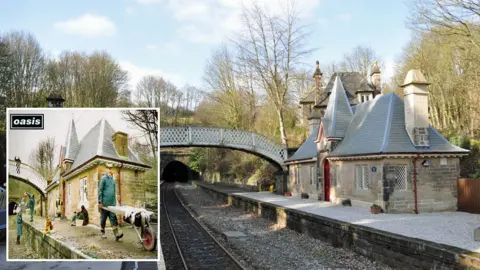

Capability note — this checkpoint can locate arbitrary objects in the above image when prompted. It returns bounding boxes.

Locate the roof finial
[313,60,322,78]
[370,60,381,75]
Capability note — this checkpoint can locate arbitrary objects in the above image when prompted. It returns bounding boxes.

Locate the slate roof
[65,118,149,174]
[46,167,61,192]
[300,89,316,104]
[322,76,353,139]
[323,72,375,95]
[286,124,319,162]
[329,93,469,157]
[64,119,80,160]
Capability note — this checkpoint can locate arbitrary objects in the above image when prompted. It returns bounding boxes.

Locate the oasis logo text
[10,114,44,130]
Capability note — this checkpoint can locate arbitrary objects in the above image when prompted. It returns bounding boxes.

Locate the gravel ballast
[174,183,393,270]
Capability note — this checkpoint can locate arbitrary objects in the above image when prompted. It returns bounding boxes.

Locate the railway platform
[194,180,480,269]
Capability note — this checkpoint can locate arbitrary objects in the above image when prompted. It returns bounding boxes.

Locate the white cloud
[119,61,185,89]
[53,14,117,37]
[146,42,180,54]
[336,13,352,23]
[166,0,322,44]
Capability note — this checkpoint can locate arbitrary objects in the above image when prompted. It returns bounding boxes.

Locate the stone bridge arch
[160,126,288,171]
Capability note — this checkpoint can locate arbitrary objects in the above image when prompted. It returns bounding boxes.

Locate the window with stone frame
[355,165,369,190]
[394,165,407,191]
[79,177,88,203]
[310,165,315,185]
[295,166,300,185]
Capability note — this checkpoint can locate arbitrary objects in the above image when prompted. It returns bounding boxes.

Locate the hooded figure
[25,192,35,222]
[16,212,22,244]
[98,168,123,241]
[43,216,53,237]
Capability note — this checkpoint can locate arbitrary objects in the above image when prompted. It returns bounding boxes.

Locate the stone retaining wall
[22,221,89,259]
[195,182,480,270]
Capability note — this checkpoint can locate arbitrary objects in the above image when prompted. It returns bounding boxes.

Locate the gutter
[63,155,151,178]
[284,157,317,165]
[328,151,470,160]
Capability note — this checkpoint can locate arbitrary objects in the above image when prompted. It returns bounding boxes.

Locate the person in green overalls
[98,168,123,241]
[16,211,22,244]
[25,192,35,222]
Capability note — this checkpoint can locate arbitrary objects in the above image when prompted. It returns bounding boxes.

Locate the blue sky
[0,0,412,90]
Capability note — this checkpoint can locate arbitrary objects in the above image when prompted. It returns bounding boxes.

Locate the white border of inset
[6,107,160,262]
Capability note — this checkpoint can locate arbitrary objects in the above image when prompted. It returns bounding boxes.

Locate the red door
[324,160,330,201]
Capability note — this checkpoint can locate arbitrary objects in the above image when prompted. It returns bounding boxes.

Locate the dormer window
[359,94,372,103]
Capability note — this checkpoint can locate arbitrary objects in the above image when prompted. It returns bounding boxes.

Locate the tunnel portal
[8,201,18,216]
[161,160,192,182]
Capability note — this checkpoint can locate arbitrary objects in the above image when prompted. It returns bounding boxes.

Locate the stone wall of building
[331,159,384,207]
[63,164,147,226]
[46,185,59,218]
[385,157,459,213]
[118,168,146,209]
[288,162,318,199]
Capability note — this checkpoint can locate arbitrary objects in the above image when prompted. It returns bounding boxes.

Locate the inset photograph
[6,108,159,260]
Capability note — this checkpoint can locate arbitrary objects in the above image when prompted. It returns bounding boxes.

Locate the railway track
[161,182,246,270]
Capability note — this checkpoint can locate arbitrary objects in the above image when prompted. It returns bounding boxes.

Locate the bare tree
[122,110,158,163]
[29,137,55,180]
[409,0,480,49]
[2,31,46,107]
[203,45,247,128]
[135,75,163,107]
[339,45,378,77]
[43,51,129,107]
[234,1,314,147]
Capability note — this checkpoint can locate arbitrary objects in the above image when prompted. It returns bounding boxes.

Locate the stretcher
[102,205,157,252]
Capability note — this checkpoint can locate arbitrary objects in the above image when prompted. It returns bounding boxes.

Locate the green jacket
[98,174,116,207]
[26,192,34,209]
[17,214,22,236]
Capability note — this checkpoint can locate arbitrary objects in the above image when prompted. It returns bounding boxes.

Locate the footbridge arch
[160,126,288,170]
[8,160,47,197]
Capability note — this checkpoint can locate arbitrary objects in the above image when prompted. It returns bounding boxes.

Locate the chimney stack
[313,61,323,104]
[112,131,129,157]
[401,69,430,146]
[369,60,381,91]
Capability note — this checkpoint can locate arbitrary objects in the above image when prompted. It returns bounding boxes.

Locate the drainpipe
[413,154,419,214]
[118,163,124,225]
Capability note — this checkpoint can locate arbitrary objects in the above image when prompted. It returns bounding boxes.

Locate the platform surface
[196,181,480,253]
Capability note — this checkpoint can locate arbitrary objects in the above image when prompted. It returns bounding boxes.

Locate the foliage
[447,134,471,149]
[188,149,206,173]
[446,134,480,178]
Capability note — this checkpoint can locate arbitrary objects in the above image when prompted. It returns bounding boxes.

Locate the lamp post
[46,93,65,108]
